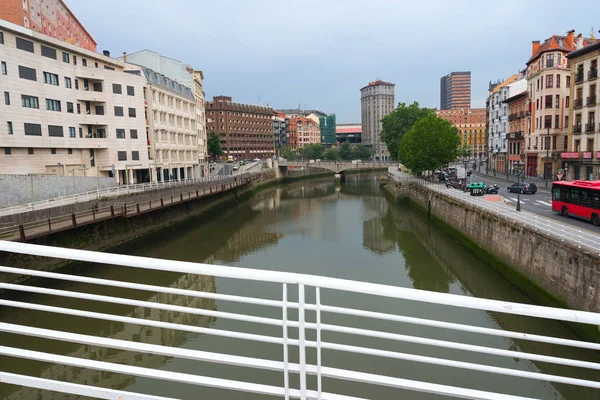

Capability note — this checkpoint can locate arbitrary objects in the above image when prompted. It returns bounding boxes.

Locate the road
[470,170,600,233]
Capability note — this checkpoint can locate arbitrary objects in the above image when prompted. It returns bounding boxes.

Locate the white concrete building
[0,19,149,184]
[193,70,208,174]
[360,80,395,160]
[118,50,194,89]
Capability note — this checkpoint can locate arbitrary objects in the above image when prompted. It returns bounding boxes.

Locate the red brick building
[504,91,529,173]
[0,0,96,51]
[206,96,274,159]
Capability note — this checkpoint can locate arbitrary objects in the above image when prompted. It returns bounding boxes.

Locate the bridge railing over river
[0,241,598,399]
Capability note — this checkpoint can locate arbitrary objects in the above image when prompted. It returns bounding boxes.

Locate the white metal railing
[0,240,598,399]
[0,168,258,218]
[387,169,600,255]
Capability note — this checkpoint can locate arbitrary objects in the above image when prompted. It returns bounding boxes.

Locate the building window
[46,99,61,112]
[546,74,553,88]
[18,65,36,81]
[65,77,72,88]
[28,148,34,155]
[126,86,135,96]
[546,54,554,68]
[95,105,104,115]
[0,31,3,44]
[62,52,70,63]
[73,55,77,65]
[117,151,127,161]
[95,62,98,68]
[41,45,57,59]
[566,76,571,87]
[43,72,59,85]
[93,82,102,92]
[69,127,76,138]
[545,95,552,108]
[4,148,11,155]
[82,58,87,66]
[67,102,74,113]
[112,83,122,94]
[24,123,42,136]
[21,95,39,108]
[4,92,9,105]
[68,148,73,154]
[544,115,552,128]
[15,37,34,53]
[555,115,560,129]
[75,79,79,90]
[116,129,125,139]
[114,106,123,116]
[1,62,6,75]
[132,151,140,161]
[565,96,570,108]
[7,121,13,134]
[556,74,560,88]
[130,129,138,139]
[48,125,64,137]
[128,107,136,117]
[51,148,56,154]
[104,65,115,71]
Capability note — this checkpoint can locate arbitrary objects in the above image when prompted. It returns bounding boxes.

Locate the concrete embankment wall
[0,174,116,208]
[384,177,600,314]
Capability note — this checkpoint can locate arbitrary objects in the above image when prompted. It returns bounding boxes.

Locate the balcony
[508,113,518,121]
[587,96,597,106]
[575,72,584,84]
[585,123,596,133]
[574,98,583,109]
[573,124,582,134]
[519,111,526,118]
[588,68,598,81]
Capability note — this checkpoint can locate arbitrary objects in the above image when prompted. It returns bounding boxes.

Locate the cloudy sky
[69,0,600,123]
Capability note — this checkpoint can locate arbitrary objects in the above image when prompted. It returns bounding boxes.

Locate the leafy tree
[338,142,353,160]
[398,115,460,175]
[457,144,472,160]
[279,145,295,160]
[352,144,374,160]
[207,132,222,159]
[302,143,325,160]
[323,148,341,160]
[381,102,436,160]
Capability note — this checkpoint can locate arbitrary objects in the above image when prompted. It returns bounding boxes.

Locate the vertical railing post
[282,283,290,400]
[316,287,322,400]
[298,283,307,400]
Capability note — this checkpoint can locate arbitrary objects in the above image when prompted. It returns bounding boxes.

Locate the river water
[0,174,598,399]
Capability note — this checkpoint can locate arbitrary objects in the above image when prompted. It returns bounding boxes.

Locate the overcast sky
[69,0,600,123]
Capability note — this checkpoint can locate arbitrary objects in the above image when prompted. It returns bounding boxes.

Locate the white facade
[487,78,526,159]
[118,50,194,89]
[0,19,149,184]
[360,81,395,160]
[193,70,208,174]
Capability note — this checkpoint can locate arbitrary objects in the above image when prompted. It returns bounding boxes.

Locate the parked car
[507,182,537,194]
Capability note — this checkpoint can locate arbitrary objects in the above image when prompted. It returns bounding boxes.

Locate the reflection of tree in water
[341,174,383,197]
[361,197,397,255]
[279,179,336,200]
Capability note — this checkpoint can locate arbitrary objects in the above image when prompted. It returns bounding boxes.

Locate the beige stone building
[360,80,395,160]
[125,63,201,182]
[193,70,208,174]
[566,39,600,180]
[0,19,149,184]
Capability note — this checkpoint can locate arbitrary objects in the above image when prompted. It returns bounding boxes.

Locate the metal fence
[388,169,600,255]
[0,240,598,399]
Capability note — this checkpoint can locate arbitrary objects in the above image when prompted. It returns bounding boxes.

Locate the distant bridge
[277,160,399,174]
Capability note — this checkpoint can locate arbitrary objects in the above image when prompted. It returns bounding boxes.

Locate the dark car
[507,182,537,194]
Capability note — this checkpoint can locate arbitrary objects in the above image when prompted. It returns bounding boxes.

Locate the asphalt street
[468,170,600,233]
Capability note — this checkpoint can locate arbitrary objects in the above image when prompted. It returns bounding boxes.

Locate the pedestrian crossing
[504,197,552,207]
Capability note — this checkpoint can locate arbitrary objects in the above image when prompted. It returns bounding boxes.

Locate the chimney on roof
[576,33,584,49]
[531,40,541,56]
[566,30,575,48]
[123,52,127,62]
[102,50,110,57]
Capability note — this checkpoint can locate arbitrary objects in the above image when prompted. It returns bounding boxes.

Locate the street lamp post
[516,153,525,212]
[493,153,496,176]
[545,123,550,187]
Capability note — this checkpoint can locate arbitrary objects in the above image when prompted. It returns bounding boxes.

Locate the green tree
[302,143,325,160]
[323,147,341,160]
[338,142,353,160]
[352,144,374,160]
[398,115,460,175]
[207,132,222,159]
[457,144,472,160]
[381,102,436,160]
[279,145,295,160]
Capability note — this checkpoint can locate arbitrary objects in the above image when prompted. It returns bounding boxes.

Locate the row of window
[4,121,139,139]
[3,147,75,155]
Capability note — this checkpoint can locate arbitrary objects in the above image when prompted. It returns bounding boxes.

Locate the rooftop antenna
[590,27,596,40]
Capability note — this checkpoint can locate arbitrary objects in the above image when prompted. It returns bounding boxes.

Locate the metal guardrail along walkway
[0,241,599,399]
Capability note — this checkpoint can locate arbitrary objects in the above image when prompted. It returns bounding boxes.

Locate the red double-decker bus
[552,180,600,226]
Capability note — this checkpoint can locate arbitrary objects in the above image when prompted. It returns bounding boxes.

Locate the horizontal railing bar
[313,366,536,400]
[0,299,293,346]
[0,371,179,400]
[314,304,600,351]
[0,283,284,327]
[309,322,600,371]
[2,241,598,325]
[0,266,286,308]
[314,341,600,389]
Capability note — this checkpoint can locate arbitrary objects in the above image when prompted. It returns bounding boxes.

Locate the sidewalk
[472,168,548,185]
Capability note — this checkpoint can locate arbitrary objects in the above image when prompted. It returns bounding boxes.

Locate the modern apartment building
[526,31,596,179]
[206,96,274,159]
[0,0,97,51]
[436,108,486,159]
[566,39,600,180]
[319,114,336,145]
[273,111,289,155]
[440,71,471,110]
[504,90,529,173]
[0,19,149,184]
[124,64,200,182]
[360,80,395,160]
